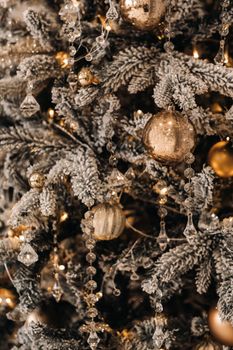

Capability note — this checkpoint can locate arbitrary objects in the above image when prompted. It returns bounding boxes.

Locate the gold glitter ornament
[208,141,233,178]
[77,68,99,87]
[143,109,195,163]
[91,203,126,240]
[28,172,45,188]
[120,0,166,31]
[208,306,233,346]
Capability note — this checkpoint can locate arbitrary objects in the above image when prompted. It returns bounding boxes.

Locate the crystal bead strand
[214,0,231,65]
[154,180,169,251]
[183,153,197,244]
[51,230,63,302]
[80,211,101,350]
[85,0,118,62]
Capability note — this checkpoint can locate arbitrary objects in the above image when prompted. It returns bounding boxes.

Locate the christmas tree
[1,0,233,349]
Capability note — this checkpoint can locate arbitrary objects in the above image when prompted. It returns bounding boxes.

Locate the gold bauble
[120,0,166,31]
[208,141,233,178]
[91,203,126,240]
[29,172,45,188]
[208,306,233,346]
[143,110,195,163]
[77,68,99,87]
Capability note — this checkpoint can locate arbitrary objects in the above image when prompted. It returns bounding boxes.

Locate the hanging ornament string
[163,0,174,70]
[214,0,231,65]
[183,153,197,244]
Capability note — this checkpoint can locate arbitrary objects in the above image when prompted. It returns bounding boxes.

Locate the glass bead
[184,167,195,179]
[87,331,100,350]
[17,244,38,266]
[184,183,192,193]
[130,272,139,281]
[87,307,98,318]
[85,53,93,61]
[86,252,96,263]
[220,25,229,36]
[20,94,40,117]
[96,35,105,46]
[154,180,167,194]
[85,293,99,305]
[113,288,121,296]
[86,280,97,290]
[52,281,63,302]
[106,5,118,20]
[184,197,194,209]
[86,266,97,276]
[142,257,153,269]
[183,212,197,244]
[158,207,168,218]
[157,222,169,251]
[184,152,195,164]
[86,239,95,250]
[164,41,174,53]
[70,46,76,56]
[159,197,167,205]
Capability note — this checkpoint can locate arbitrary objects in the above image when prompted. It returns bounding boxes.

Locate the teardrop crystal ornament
[52,281,63,302]
[157,222,169,251]
[106,4,118,20]
[17,244,38,266]
[20,94,40,117]
[183,212,197,244]
[87,331,100,350]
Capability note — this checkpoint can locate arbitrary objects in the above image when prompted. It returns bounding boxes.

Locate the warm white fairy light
[193,48,199,59]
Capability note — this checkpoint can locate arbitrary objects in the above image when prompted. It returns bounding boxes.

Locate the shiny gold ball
[29,172,45,188]
[77,68,99,87]
[120,0,166,30]
[91,203,126,240]
[208,306,233,346]
[208,141,233,178]
[143,110,195,163]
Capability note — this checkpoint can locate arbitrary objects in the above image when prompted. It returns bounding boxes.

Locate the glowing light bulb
[193,48,199,59]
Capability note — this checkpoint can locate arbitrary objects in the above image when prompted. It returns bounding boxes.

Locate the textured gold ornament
[208,306,233,346]
[29,172,45,188]
[91,203,126,240]
[120,0,166,30]
[208,141,233,178]
[143,110,195,163]
[78,68,99,87]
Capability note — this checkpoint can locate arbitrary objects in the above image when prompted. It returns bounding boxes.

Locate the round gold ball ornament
[208,141,233,178]
[120,0,166,31]
[143,110,196,163]
[91,203,126,240]
[208,306,233,346]
[77,68,99,87]
[29,172,45,188]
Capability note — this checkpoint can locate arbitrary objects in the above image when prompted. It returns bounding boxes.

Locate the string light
[193,48,199,59]
[55,52,70,69]
[60,211,69,222]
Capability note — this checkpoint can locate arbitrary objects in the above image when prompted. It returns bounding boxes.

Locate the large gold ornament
[91,203,126,240]
[143,110,195,163]
[208,141,233,178]
[120,0,166,31]
[208,306,233,346]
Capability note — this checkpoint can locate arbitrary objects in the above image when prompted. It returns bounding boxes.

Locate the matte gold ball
[208,306,233,346]
[208,141,233,178]
[91,203,126,240]
[143,110,195,163]
[29,172,45,188]
[120,0,166,30]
